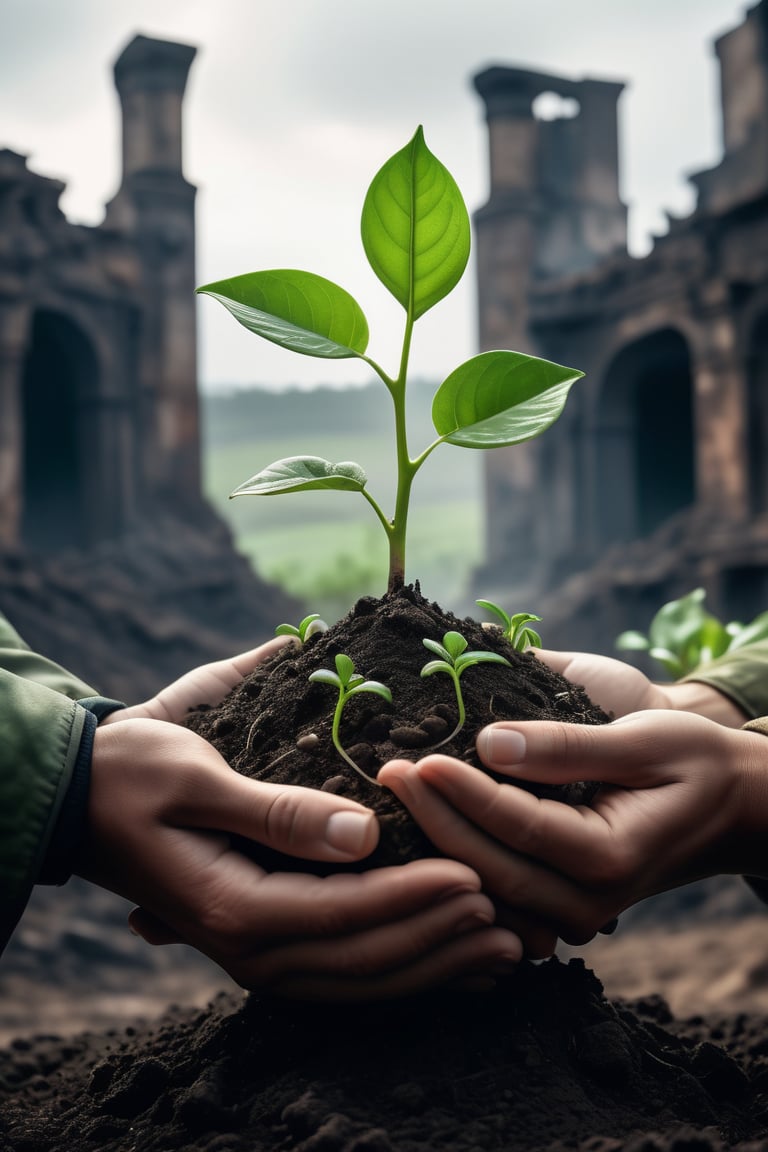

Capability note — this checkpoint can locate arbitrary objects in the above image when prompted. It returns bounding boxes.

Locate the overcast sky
[1,0,750,392]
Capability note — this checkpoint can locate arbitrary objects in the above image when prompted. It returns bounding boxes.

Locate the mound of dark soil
[2,959,767,1152]
[9,586,765,1151]
[188,585,609,869]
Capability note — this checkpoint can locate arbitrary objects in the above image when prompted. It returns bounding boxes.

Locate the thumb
[476,711,698,788]
[181,770,381,864]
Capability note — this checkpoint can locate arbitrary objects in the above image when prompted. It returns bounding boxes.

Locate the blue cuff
[77,696,126,722]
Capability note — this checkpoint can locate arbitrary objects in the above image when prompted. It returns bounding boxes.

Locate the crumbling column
[107,34,201,516]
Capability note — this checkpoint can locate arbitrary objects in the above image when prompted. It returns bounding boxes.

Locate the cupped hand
[534,649,747,727]
[379,709,768,948]
[78,718,521,999]
[103,636,292,725]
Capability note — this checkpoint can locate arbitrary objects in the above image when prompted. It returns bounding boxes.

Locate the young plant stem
[331,695,381,788]
[431,668,466,750]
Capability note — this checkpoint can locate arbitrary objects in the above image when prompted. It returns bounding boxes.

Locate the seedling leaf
[443,631,469,659]
[433,351,583,448]
[348,680,393,702]
[276,614,328,642]
[231,457,367,498]
[309,668,342,687]
[422,638,452,662]
[334,653,356,683]
[361,126,470,320]
[196,270,369,359]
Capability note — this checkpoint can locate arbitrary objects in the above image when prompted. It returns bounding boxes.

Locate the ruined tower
[473,66,626,586]
[0,33,201,555]
[473,1,768,649]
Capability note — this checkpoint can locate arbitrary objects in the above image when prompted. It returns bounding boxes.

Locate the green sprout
[309,654,392,786]
[420,631,510,748]
[275,614,328,642]
[616,587,768,678]
[476,600,543,651]
[197,127,583,595]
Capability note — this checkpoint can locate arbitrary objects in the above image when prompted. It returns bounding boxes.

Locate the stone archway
[595,328,695,545]
[746,309,768,515]
[21,310,98,552]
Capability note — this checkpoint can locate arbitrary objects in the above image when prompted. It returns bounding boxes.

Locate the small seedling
[615,587,768,677]
[476,600,542,651]
[198,127,583,595]
[309,654,392,786]
[420,631,510,748]
[275,614,328,642]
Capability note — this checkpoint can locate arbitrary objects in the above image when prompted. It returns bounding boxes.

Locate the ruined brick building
[473,0,768,653]
[0,34,295,699]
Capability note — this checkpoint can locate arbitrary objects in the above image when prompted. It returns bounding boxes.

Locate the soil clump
[188,585,609,869]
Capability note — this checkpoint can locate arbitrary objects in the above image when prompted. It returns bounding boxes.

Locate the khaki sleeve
[681,640,768,721]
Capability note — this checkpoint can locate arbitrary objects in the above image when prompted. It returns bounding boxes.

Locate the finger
[229,635,296,677]
[150,636,291,722]
[475,711,704,788]
[234,889,501,986]
[396,754,669,898]
[529,649,577,676]
[175,850,485,948]
[409,754,617,876]
[262,927,522,1002]
[379,761,608,938]
[176,772,381,863]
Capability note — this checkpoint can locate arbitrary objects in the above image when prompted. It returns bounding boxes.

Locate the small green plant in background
[476,600,543,651]
[197,127,583,596]
[275,614,329,642]
[308,654,392,786]
[420,631,510,749]
[615,587,768,678]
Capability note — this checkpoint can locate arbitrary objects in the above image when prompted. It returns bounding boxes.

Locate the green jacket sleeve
[0,613,97,699]
[0,613,123,952]
[681,639,768,719]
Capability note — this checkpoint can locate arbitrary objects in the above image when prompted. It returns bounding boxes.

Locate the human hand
[77,718,521,999]
[379,709,768,948]
[534,649,747,727]
[102,636,291,725]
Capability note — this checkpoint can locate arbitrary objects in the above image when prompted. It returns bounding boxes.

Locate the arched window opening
[22,311,98,552]
[596,329,695,545]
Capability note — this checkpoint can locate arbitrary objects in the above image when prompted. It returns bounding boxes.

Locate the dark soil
[188,585,610,870]
[3,959,768,1151]
[6,586,768,1150]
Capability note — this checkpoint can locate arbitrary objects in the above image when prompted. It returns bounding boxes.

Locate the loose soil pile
[2,959,768,1151]
[188,585,609,870]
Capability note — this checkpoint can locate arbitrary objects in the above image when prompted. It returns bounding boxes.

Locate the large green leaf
[230,457,367,498]
[361,126,470,320]
[432,351,583,448]
[196,270,369,360]
[647,588,707,653]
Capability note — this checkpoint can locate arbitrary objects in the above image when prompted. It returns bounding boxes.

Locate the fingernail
[477,727,526,766]
[325,810,376,856]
